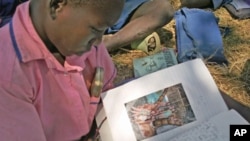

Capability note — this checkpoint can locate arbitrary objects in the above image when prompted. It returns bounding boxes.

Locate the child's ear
[49,0,67,20]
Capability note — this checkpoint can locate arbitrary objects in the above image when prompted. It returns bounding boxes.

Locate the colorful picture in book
[125,83,196,141]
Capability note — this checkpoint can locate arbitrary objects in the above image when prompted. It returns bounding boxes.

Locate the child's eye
[91,26,103,33]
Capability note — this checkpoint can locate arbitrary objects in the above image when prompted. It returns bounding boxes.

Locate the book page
[95,107,113,141]
[167,109,249,141]
[101,59,229,141]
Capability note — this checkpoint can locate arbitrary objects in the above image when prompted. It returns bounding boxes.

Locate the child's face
[45,0,123,56]
[147,36,156,52]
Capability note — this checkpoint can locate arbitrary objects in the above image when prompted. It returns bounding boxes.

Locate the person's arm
[220,90,250,123]
[0,84,46,140]
[103,0,174,51]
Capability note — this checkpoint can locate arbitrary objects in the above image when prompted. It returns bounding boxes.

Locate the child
[0,0,124,140]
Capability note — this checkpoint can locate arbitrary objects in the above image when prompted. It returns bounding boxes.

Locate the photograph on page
[125,83,196,140]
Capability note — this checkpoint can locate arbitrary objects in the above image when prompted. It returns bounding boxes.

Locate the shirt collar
[12,2,48,63]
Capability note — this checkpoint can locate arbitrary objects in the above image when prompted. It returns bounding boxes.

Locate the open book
[96,59,249,141]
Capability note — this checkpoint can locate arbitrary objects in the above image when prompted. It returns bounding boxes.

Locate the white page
[95,107,113,141]
[168,109,249,141]
[101,59,228,141]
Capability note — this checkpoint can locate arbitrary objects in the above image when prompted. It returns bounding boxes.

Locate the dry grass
[110,1,250,107]
[212,8,250,107]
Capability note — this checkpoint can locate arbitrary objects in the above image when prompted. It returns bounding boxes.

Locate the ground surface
[110,2,250,108]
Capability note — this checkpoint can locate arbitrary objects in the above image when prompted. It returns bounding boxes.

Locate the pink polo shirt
[0,2,116,141]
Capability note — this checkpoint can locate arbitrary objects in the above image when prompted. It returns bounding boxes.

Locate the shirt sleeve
[0,82,46,141]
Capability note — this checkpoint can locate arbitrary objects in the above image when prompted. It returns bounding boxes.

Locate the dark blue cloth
[175,8,228,64]
[0,0,28,27]
[105,0,149,34]
[224,0,250,19]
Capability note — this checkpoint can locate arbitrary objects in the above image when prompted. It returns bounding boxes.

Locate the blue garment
[224,0,250,19]
[0,0,28,27]
[175,8,228,64]
[105,0,149,34]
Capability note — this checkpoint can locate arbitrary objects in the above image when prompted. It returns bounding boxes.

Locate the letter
[234,129,241,136]
[241,129,247,136]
